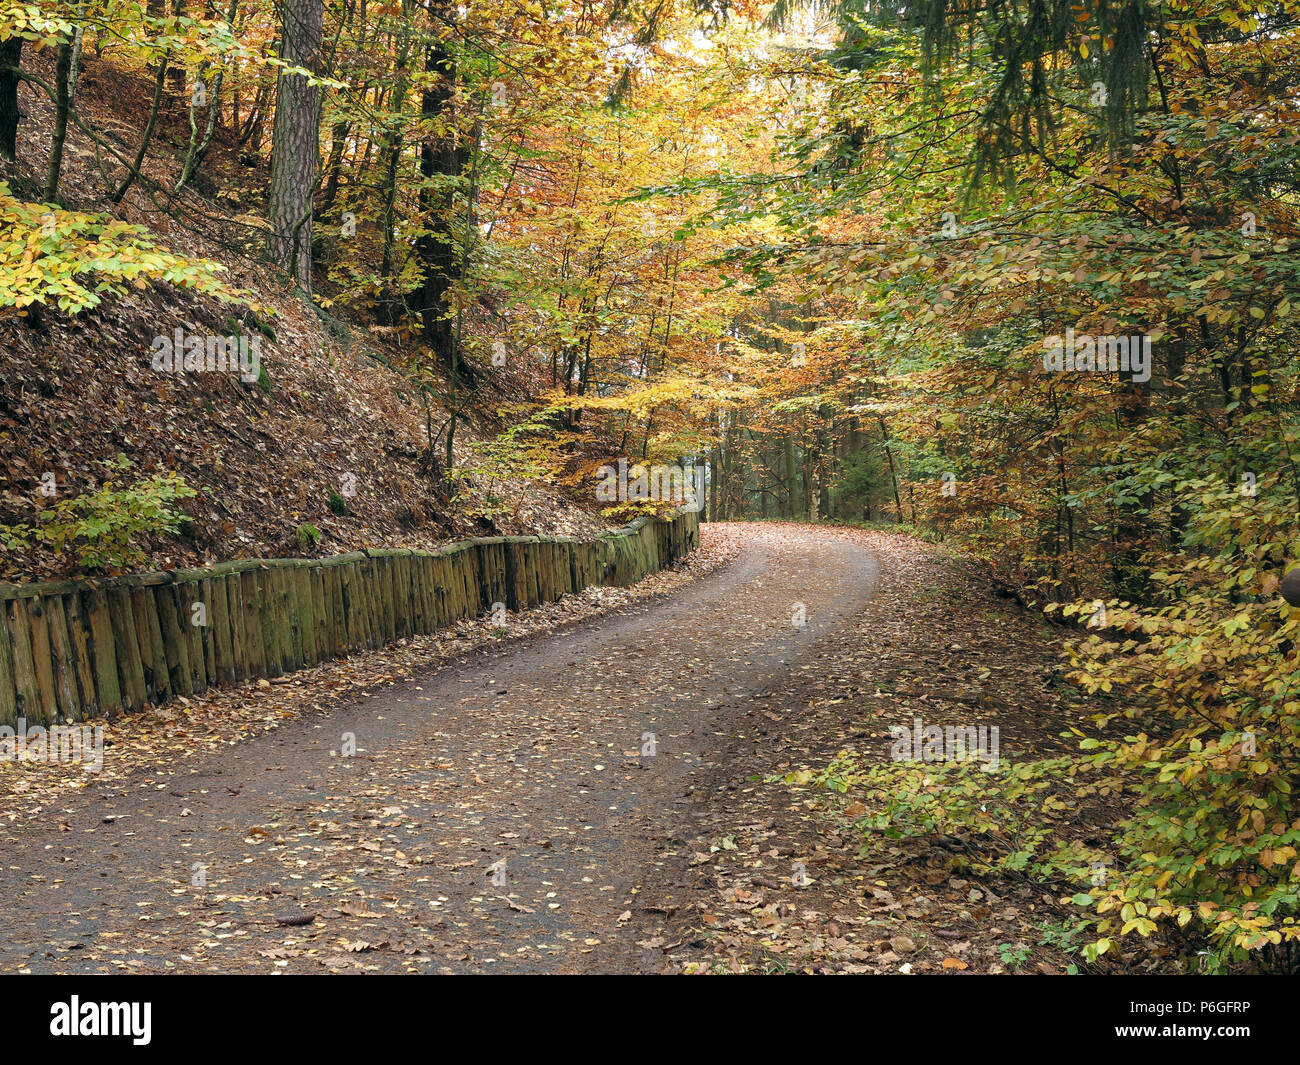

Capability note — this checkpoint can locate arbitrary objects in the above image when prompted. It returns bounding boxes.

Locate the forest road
[0,524,878,973]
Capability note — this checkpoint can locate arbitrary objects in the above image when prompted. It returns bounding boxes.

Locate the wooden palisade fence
[0,511,700,727]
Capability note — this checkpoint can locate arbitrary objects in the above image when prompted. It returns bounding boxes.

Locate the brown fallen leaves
[659,525,1103,976]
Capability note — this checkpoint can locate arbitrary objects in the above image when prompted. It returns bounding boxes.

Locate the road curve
[0,524,878,974]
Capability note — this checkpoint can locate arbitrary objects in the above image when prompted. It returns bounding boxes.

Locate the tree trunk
[409,9,467,371]
[320,118,351,211]
[378,31,413,292]
[709,446,720,521]
[67,20,85,107]
[0,37,21,161]
[877,416,903,522]
[111,54,169,203]
[167,0,187,92]
[45,39,73,200]
[783,436,799,518]
[176,63,223,192]
[267,0,323,289]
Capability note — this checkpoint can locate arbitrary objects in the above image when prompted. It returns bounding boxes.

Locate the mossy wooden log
[353,562,371,648]
[300,569,318,662]
[409,555,424,631]
[422,556,439,626]
[106,587,148,711]
[321,568,335,657]
[262,570,284,672]
[7,599,42,723]
[426,556,448,624]
[397,559,413,631]
[546,541,562,601]
[560,540,574,594]
[339,563,359,647]
[490,542,510,606]
[411,557,431,629]
[534,542,553,603]
[502,542,522,612]
[299,569,315,663]
[0,596,17,726]
[196,578,219,689]
[567,543,581,593]
[129,586,167,702]
[553,542,571,598]
[283,567,304,670]
[255,571,276,672]
[458,549,476,617]
[305,565,322,664]
[304,567,321,664]
[379,557,397,643]
[270,568,291,670]
[351,561,372,649]
[257,571,283,678]
[434,551,459,620]
[450,549,470,619]
[84,587,124,717]
[65,593,101,716]
[154,584,192,699]
[393,556,411,638]
[377,559,394,643]
[463,549,482,617]
[182,581,211,695]
[339,563,361,650]
[362,561,382,648]
[294,567,316,666]
[45,595,82,721]
[528,542,544,605]
[435,553,457,621]
[0,511,699,724]
[26,597,59,724]
[508,540,538,609]
[238,571,267,679]
[325,565,345,657]
[280,568,303,672]
[178,580,208,693]
[208,576,236,687]
[275,568,295,670]
[446,553,465,621]
[466,546,487,612]
[223,575,247,683]
[386,556,403,638]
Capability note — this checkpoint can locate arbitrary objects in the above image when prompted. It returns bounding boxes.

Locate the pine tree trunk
[267,0,323,289]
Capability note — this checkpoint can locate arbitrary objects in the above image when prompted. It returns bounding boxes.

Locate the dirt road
[0,524,881,973]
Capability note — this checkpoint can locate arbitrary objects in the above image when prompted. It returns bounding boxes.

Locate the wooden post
[7,599,41,723]
[238,571,267,678]
[106,586,148,710]
[207,576,235,686]
[325,564,345,656]
[45,595,82,721]
[26,597,59,724]
[65,592,101,715]
[295,565,317,666]
[84,587,124,716]
[224,574,247,682]
[0,595,17,727]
